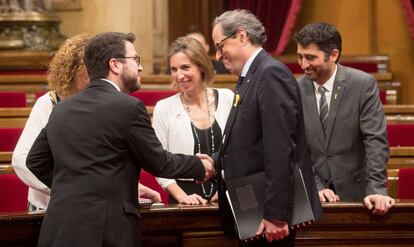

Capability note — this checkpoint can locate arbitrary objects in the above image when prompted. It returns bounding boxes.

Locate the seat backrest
[379,90,386,105]
[398,168,414,199]
[130,90,177,106]
[0,128,23,151]
[387,124,414,146]
[140,170,169,203]
[0,174,28,212]
[35,91,47,100]
[0,91,26,107]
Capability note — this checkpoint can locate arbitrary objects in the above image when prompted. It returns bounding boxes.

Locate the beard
[121,72,140,93]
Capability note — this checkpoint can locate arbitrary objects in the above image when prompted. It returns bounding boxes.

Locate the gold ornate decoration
[0,1,65,51]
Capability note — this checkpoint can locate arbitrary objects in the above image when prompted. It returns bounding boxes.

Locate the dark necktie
[235,76,245,91]
[318,86,328,134]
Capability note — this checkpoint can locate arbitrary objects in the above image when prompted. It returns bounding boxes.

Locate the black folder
[226,163,315,241]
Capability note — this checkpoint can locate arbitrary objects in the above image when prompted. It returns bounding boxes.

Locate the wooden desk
[0,73,395,98]
[1,201,413,247]
[385,105,414,123]
[0,147,413,197]
[0,107,31,128]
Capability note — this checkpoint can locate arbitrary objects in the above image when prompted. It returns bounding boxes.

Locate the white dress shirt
[313,64,338,114]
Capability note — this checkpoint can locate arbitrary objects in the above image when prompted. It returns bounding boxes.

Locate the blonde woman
[153,37,233,204]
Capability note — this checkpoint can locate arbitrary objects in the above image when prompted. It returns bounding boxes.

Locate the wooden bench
[1,201,414,246]
[2,104,413,128]
[0,73,397,105]
[0,106,154,128]
[0,108,31,128]
[385,105,414,123]
[1,146,413,198]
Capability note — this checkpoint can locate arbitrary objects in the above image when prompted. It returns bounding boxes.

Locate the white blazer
[152,88,234,188]
[12,93,53,209]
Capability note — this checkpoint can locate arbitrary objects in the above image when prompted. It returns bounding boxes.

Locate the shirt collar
[241,47,263,77]
[313,64,337,93]
[101,78,121,92]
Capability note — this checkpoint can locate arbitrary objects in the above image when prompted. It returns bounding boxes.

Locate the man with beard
[26,32,215,247]
[294,22,394,215]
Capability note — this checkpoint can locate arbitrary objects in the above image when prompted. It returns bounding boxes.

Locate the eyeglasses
[215,31,237,54]
[115,55,140,66]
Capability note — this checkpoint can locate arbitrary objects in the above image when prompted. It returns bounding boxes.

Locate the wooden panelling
[168,0,227,55]
[1,201,414,246]
[283,0,414,104]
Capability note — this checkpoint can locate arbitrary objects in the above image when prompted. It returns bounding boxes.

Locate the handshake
[196,153,216,182]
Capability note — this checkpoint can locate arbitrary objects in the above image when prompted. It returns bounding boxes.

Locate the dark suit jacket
[26,80,205,247]
[298,64,389,201]
[215,50,322,238]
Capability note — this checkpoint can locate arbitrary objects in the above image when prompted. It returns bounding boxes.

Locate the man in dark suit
[294,22,395,215]
[26,32,215,247]
[211,10,322,246]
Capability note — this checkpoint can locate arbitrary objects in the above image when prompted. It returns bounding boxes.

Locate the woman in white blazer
[153,36,233,204]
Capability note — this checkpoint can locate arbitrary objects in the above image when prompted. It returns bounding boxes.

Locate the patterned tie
[318,86,328,134]
[235,76,245,91]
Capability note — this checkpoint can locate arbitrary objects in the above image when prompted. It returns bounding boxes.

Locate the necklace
[182,88,215,198]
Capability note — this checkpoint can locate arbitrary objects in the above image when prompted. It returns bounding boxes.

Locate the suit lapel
[324,64,347,148]
[302,77,326,148]
[221,50,265,150]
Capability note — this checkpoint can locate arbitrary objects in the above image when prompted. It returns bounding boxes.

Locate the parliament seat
[130,90,177,106]
[379,90,386,105]
[387,124,414,146]
[398,168,414,199]
[35,91,47,100]
[0,128,23,151]
[0,173,28,212]
[140,170,169,203]
[0,92,26,107]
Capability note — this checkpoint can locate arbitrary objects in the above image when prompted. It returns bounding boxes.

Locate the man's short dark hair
[294,22,342,61]
[84,32,135,81]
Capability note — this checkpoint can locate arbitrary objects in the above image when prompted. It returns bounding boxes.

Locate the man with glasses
[26,32,216,247]
[211,10,322,246]
[185,29,229,74]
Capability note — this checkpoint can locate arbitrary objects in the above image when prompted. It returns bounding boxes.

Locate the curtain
[228,0,302,55]
[402,0,414,41]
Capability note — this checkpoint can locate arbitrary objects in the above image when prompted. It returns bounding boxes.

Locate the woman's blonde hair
[47,34,91,98]
[167,36,214,89]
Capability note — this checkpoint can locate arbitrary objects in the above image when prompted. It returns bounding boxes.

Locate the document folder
[226,163,315,241]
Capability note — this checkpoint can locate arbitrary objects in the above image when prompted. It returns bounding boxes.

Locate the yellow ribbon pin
[234,94,240,107]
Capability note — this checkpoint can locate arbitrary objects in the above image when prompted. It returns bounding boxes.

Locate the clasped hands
[196,153,216,182]
[319,188,395,215]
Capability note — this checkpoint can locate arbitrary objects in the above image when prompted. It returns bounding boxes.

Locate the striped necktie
[318,86,328,134]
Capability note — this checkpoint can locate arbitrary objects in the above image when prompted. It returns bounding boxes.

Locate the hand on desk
[177,193,207,205]
[364,194,395,215]
[256,219,289,242]
[319,188,340,202]
[196,153,215,182]
[138,183,162,203]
